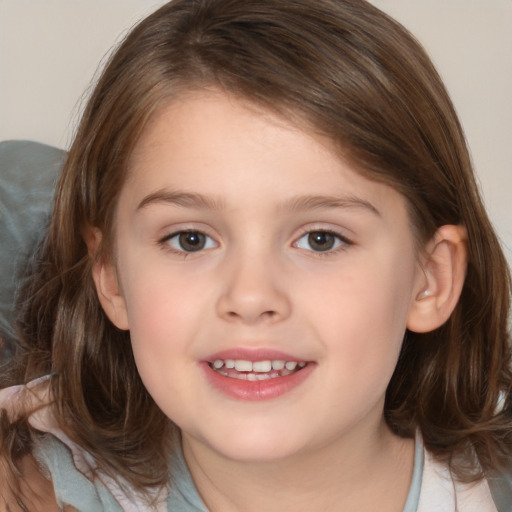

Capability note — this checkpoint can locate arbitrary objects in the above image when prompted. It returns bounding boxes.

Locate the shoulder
[0,375,53,423]
[0,377,71,511]
[418,448,499,512]
[0,452,64,512]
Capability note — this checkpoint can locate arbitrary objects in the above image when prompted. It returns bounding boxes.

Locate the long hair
[2,0,511,492]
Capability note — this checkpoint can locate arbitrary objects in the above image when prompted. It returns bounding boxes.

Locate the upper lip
[205,348,309,363]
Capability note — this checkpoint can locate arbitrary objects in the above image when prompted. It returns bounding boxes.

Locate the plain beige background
[0,0,511,264]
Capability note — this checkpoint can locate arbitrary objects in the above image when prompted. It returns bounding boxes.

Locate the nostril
[227,310,275,317]
[224,309,278,323]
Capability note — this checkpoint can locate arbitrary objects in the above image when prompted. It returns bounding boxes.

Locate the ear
[86,227,130,331]
[407,225,468,333]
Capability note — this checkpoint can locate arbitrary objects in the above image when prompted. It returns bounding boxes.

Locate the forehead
[127,90,325,174]
[123,90,407,222]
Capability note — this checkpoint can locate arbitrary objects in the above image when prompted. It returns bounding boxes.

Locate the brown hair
[2,0,511,496]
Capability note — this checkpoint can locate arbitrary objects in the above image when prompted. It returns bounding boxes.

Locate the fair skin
[0,454,79,512]
[1,90,467,510]
[93,90,467,512]
[0,380,75,511]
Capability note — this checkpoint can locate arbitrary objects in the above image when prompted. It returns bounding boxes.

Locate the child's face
[102,90,426,463]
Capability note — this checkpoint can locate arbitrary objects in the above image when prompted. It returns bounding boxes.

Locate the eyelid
[292,226,353,253]
[159,227,219,254]
[157,221,218,243]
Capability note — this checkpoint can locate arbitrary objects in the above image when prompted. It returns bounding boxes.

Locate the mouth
[208,359,308,381]
[203,350,315,400]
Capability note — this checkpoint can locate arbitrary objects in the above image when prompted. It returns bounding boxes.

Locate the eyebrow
[137,190,225,211]
[136,189,380,217]
[283,194,381,217]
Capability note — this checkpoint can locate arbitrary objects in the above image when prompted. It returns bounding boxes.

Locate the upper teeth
[212,359,306,372]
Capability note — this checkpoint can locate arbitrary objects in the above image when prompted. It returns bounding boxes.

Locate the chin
[202,426,308,463]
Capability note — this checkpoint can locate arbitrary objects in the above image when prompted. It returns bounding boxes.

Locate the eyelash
[158,228,353,256]
[293,229,353,256]
[159,229,217,256]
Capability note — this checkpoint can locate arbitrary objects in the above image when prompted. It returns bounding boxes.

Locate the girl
[1,0,511,510]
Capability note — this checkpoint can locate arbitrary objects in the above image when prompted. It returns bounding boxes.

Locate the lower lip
[202,362,315,401]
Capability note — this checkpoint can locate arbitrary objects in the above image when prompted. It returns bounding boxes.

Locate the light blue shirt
[35,432,423,512]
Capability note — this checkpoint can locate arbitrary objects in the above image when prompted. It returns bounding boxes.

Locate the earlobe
[87,229,130,331]
[407,225,468,333]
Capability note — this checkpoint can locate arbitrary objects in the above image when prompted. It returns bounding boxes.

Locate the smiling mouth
[208,359,308,381]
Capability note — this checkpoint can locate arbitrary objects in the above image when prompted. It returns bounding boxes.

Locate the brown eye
[295,230,348,253]
[179,232,206,251]
[307,232,336,251]
[165,231,216,252]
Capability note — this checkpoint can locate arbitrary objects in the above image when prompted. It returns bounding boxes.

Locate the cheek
[117,258,209,358]
[118,269,205,415]
[310,259,413,330]
[302,249,417,379]
[130,293,189,339]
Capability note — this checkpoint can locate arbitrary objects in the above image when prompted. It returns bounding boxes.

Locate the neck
[181,420,414,512]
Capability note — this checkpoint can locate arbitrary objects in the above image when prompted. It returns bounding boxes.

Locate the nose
[216,251,292,325]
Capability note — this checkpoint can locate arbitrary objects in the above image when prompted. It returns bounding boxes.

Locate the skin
[94,90,467,511]
[0,454,69,512]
